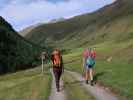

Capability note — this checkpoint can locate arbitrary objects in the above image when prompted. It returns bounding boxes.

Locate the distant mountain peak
[49,17,66,23]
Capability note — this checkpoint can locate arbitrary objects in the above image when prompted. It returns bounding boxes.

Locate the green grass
[0,66,52,100]
[63,72,95,100]
[95,61,133,100]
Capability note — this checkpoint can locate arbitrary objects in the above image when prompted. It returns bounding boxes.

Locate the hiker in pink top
[82,48,96,85]
[83,49,91,58]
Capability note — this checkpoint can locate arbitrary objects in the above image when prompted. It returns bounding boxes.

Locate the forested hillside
[0,16,42,74]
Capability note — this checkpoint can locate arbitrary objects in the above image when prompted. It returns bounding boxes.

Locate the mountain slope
[0,16,42,74]
[19,23,42,36]
[25,0,133,49]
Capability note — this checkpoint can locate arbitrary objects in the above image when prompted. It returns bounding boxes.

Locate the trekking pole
[41,56,44,74]
[41,52,46,74]
[82,66,85,77]
[82,58,85,77]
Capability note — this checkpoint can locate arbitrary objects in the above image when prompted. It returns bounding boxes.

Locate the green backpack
[86,56,95,66]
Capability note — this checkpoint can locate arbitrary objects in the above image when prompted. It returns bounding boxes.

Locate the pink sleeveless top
[83,49,96,58]
[83,49,91,58]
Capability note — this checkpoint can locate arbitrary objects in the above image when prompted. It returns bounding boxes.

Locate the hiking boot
[90,80,94,86]
[85,80,88,84]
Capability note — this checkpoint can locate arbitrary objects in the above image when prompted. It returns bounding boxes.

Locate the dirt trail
[67,71,118,100]
[49,69,66,100]
[49,69,118,100]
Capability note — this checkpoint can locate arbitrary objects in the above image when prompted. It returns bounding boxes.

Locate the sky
[0,0,115,31]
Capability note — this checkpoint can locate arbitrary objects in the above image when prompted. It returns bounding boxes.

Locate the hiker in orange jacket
[51,49,64,92]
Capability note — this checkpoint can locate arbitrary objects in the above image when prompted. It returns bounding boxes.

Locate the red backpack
[52,50,61,67]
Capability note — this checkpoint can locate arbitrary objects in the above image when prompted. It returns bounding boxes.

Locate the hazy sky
[0,0,115,31]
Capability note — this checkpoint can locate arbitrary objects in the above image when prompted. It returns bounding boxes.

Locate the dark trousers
[53,67,62,90]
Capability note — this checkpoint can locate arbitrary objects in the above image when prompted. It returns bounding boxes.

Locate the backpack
[52,51,61,67]
[86,56,95,66]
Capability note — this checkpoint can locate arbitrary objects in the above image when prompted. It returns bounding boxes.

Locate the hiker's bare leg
[89,68,93,81]
[85,70,88,80]
[85,70,90,84]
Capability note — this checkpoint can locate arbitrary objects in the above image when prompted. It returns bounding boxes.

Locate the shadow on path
[64,80,84,85]
[93,72,106,84]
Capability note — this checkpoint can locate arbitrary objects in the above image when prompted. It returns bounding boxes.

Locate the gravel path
[49,69,118,100]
